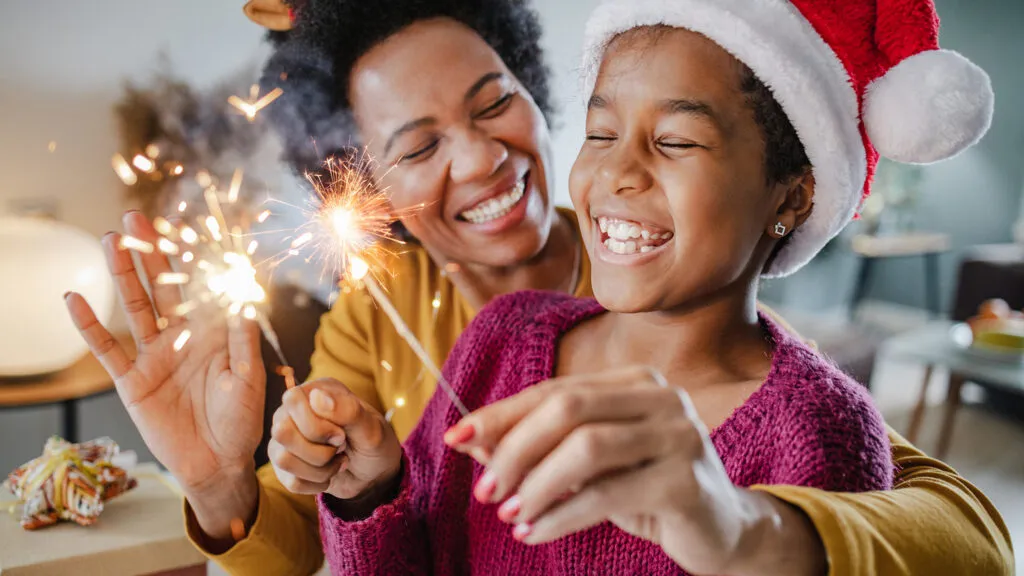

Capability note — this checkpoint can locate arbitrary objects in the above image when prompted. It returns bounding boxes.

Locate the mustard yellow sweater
[186,210,1013,575]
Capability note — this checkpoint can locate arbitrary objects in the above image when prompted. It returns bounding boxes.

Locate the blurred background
[0,1,1021,572]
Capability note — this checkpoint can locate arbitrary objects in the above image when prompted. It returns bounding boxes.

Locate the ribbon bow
[4,437,136,530]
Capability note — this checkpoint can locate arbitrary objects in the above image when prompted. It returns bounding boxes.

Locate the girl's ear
[766,169,815,238]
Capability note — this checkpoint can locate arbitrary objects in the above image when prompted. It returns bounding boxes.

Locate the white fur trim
[581,0,865,277]
[864,49,994,164]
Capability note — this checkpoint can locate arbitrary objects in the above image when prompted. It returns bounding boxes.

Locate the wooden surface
[0,463,207,576]
[851,232,951,257]
[0,334,133,407]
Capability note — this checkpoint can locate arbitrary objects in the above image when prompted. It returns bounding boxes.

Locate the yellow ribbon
[13,446,109,516]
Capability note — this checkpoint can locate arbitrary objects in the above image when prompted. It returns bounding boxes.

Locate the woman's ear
[767,169,815,239]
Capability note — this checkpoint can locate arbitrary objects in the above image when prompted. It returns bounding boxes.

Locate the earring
[774,222,788,236]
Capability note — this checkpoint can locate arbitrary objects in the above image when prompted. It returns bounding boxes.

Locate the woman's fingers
[305,380,388,451]
[281,387,346,448]
[65,292,132,380]
[511,419,696,524]
[268,438,345,485]
[122,211,183,324]
[102,232,160,345]
[481,379,682,503]
[270,408,341,467]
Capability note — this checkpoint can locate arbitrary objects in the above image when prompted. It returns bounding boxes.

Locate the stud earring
[774,222,788,236]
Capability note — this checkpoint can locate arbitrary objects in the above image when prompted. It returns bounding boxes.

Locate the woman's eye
[474,92,515,120]
[398,139,440,164]
[657,140,698,149]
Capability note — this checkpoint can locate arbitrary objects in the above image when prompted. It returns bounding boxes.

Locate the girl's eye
[398,139,440,164]
[585,134,617,146]
[474,92,516,120]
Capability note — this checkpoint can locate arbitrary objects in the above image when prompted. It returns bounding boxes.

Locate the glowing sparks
[171,164,184,176]
[174,301,198,316]
[173,329,192,352]
[182,251,194,263]
[178,201,188,213]
[228,168,244,203]
[157,238,179,255]
[119,235,153,253]
[257,210,271,223]
[180,226,199,245]
[132,154,155,173]
[247,240,258,255]
[145,144,161,158]
[112,153,138,185]
[205,216,223,242]
[432,297,441,310]
[153,217,174,237]
[156,272,190,285]
[381,360,393,372]
[395,397,406,407]
[349,256,370,280]
[228,87,284,121]
[196,170,212,189]
[47,141,57,153]
[156,317,170,330]
[290,232,313,249]
[243,305,258,320]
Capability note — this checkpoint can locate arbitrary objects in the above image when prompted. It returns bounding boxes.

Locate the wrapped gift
[5,437,136,530]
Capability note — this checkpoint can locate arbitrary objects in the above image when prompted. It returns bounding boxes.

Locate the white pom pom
[864,49,994,164]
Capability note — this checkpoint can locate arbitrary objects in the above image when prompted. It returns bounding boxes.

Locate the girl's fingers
[65,292,132,380]
[273,467,332,495]
[268,439,345,484]
[482,382,682,503]
[102,232,160,345]
[272,402,344,466]
[122,211,184,324]
[512,419,695,524]
[518,458,671,545]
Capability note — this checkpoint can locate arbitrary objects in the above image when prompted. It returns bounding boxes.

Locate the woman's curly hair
[260,0,554,176]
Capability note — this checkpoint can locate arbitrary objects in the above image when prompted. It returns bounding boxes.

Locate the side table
[879,321,1024,459]
[0,335,133,443]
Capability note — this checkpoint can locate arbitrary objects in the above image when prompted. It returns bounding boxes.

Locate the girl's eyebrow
[588,94,718,126]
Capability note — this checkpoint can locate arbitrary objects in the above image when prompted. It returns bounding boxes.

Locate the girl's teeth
[640,246,653,253]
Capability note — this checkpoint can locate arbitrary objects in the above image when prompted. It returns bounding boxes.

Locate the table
[0,335,133,443]
[1,464,206,575]
[880,321,1024,458]
[850,233,951,317]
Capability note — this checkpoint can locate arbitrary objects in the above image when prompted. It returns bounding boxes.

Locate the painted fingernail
[444,422,475,446]
[62,291,71,300]
[309,389,334,413]
[498,495,520,522]
[513,522,533,541]
[474,470,497,503]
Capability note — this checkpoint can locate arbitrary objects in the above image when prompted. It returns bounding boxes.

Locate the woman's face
[569,27,788,313]
[349,18,555,267]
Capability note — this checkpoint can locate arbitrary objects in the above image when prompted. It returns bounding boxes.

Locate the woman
[65,0,1012,574]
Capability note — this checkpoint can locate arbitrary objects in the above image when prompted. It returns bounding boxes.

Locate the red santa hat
[581,0,994,277]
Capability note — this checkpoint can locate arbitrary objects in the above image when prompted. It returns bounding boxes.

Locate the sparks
[132,154,155,173]
[119,235,153,254]
[228,87,284,121]
[381,360,393,372]
[182,251,194,263]
[228,168,244,203]
[157,238,179,255]
[257,210,271,223]
[178,201,188,213]
[112,153,138,186]
[173,329,192,352]
[48,141,57,153]
[156,272,189,285]
[180,226,199,245]
[205,216,222,242]
[171,164,184,176]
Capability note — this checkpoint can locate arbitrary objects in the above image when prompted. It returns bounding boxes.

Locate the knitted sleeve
[768,354,894,492]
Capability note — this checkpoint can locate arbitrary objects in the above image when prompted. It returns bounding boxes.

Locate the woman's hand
[269,378,403,502]
[65,211,266,541]
[445,366,826,576]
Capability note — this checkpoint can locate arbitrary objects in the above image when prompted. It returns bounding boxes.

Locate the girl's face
[349,18,556,267]
[570,27,791,313]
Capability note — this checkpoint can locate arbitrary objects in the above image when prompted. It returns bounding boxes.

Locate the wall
[0,0,266,474]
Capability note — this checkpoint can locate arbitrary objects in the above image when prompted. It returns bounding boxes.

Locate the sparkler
[228,84,284,122]
[118,174,295,389]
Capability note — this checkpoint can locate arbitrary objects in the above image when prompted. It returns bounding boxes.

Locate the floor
[210,352,1023,576]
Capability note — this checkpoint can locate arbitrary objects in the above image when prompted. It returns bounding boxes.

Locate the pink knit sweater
[319,292,893,575]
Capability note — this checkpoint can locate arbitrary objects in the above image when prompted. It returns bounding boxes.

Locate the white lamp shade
[0,217,115,377]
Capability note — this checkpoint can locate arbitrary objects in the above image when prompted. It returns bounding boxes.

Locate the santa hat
[581,0,994,277]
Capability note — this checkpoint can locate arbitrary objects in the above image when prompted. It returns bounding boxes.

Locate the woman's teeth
[460,179,526,224]
[598,216,673,256]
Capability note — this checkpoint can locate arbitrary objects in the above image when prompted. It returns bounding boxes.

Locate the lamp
[0,216,114,377]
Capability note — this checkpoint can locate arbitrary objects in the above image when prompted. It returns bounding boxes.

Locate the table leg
[61,398,78,443]
[906,364,934,444]
[925,252,941,317]
[850,257,875,319]
[936,373,965,460]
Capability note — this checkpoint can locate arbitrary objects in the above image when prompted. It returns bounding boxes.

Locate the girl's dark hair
[260,0,554,176]
[739,66,810,186]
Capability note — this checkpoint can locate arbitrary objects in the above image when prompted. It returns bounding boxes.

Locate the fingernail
[328,434,346,448]
[512,522,533,541]
[444,422,475,446]
[498,495,520,522]
[309,389,334,413]
[62,291,71,300]
[474,470,497,503]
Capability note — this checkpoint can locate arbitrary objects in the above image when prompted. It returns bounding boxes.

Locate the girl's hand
[269,378,403,501]
[445,366,824,576]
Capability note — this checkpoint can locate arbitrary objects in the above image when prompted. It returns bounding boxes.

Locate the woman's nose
[448,126,508,184]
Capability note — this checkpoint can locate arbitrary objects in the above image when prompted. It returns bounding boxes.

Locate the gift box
[1,463,206,576]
